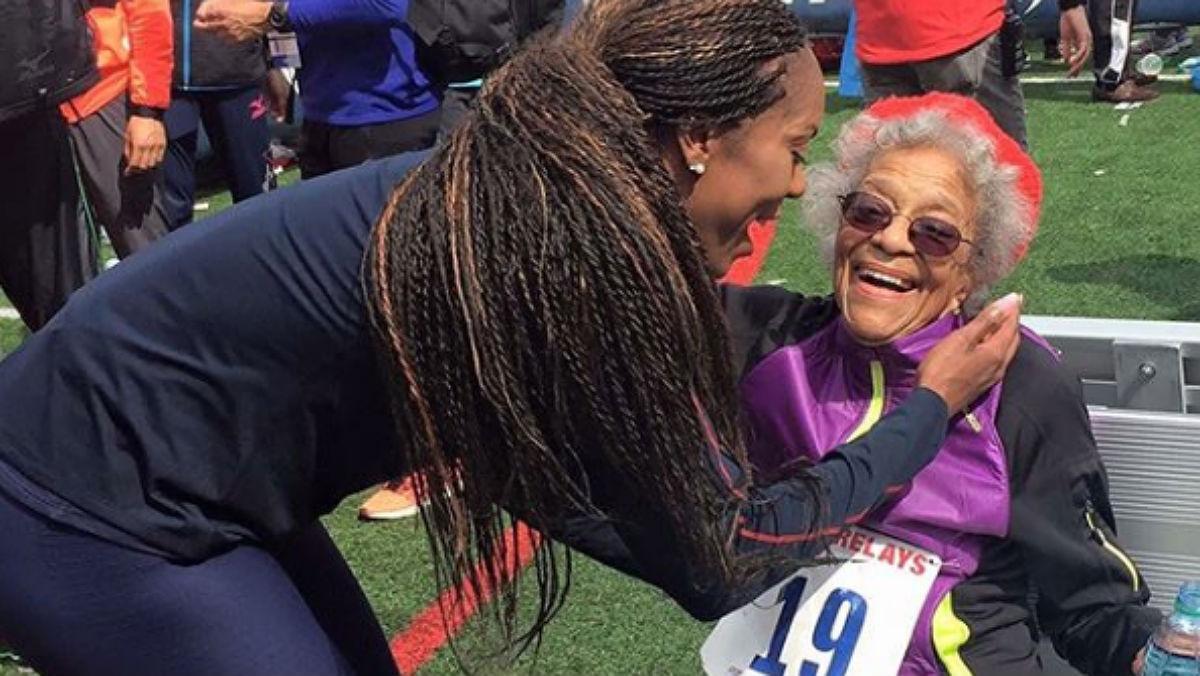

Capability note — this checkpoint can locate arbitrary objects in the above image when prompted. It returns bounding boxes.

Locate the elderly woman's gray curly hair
[803,108,1034,314]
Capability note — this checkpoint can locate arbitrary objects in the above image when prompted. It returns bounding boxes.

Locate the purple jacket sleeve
[288,0,408,30]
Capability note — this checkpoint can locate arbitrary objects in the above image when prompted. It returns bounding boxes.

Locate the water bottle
[1143,582,1200,675]
[1180,56,1200,91]
[1137,53,1164,79]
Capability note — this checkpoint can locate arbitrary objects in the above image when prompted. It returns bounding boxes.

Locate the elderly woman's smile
[834,145,977,345]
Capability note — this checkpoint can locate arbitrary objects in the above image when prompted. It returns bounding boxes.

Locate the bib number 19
[748,578,868,676]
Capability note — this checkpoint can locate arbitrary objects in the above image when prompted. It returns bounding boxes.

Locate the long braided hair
[366,0,811,654]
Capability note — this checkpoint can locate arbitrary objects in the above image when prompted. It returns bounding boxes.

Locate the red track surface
[390,523,541,674]
[723,219,777,287]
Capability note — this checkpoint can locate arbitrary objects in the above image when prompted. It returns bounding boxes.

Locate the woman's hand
[264,69,292,123]
[1059,6,1093,78]
[917,293,1023,412]
[123,115,167,174]
[195,0,271,42]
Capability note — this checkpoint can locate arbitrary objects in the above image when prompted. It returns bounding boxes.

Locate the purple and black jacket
[726,284,1160,675]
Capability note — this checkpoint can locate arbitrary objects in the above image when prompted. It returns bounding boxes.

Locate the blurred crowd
[0,0,563,333]
[1,0,1196,335]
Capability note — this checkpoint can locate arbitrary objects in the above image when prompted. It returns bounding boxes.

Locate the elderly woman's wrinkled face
[834,145,977,345]
[677,49,825,277]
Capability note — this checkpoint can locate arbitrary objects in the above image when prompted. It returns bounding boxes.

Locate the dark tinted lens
[910,217,962,257]
[842,192,892,232]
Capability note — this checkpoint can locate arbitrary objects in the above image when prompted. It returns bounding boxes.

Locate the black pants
[68,97,170,259]
[0,109,97,331]
[162,86,272,230]
[435,85,478,141]
[862,33,1028,149]
[0,480,399,676]
[1090,0,1139,88]
[299,109,440,179]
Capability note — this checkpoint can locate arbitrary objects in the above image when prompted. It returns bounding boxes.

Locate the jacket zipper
[1085,499,1140,592]
[963,411,982,433]
[846,360,885,442]
[183,0,192,87]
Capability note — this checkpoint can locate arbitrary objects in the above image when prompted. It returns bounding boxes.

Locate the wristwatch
[129,104,165,120]
[267,1,292,32]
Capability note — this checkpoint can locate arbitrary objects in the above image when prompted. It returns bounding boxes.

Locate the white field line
[823,73,1191,88]
[1021,73,1191,84]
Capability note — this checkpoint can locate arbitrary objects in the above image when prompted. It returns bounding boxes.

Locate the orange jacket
[61,0,173,123]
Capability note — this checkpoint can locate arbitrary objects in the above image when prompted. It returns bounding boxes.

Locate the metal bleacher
[1023,315,1200,675]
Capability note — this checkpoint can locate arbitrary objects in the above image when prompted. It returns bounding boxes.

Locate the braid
[366,0,814,660]
[574,0,808,128]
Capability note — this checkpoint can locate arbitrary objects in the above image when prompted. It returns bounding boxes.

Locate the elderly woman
[719,93,1160,675]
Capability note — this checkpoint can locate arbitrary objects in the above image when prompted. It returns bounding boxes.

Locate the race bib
[701,526,941,676]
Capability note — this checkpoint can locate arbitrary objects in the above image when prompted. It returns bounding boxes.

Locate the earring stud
[688,162,706,175]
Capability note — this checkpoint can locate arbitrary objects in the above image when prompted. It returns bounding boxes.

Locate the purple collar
[830,311,963,379]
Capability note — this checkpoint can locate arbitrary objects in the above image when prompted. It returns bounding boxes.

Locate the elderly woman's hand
[916,293,1023,413]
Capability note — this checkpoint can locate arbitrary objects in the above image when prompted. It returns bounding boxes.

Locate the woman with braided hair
[0,1,1019,674]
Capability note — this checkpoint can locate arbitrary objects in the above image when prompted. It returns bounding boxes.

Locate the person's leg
[0,488,363,676]
[68,97,170,258]
[1089,0,1158,100]
[300,119,335,179]
[273,522,400,676]
[326,108,441,172]
[912,34,992,99]
[161,94,203,230]
[1043,36,1062,62]
[860,62,924,105]
[1090,0,1135,88]
[205,86,272,203]
[977,35,1029,149]
[0,110,97,330]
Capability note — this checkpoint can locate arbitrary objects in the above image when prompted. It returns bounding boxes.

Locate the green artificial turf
[2,69,1199,675]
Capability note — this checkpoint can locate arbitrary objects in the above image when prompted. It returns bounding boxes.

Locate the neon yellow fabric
[846,361,885,442]
[933,593,973,676]
[1085,510,1140,592]
[845,361,976,674]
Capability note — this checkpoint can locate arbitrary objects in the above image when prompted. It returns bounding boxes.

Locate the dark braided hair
[366,0,812,658]
[575,0,809,129]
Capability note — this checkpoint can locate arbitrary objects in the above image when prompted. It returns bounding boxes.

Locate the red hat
[861,92,1043,263]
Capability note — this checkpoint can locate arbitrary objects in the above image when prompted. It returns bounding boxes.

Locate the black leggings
[1089,0,1139,86]
[0,487,398,676]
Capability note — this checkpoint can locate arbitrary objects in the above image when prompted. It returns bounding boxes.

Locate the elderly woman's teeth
[859,268,914,292]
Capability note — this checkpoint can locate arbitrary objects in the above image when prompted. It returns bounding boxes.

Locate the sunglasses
[838,191,975,258]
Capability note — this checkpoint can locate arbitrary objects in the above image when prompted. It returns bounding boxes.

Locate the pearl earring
[688,162,706,175]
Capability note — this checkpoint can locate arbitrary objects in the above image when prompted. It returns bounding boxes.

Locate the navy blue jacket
[0,155,420,559]
[0,153,948,619]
